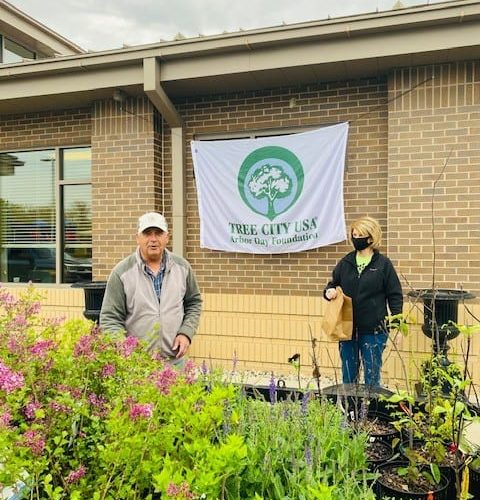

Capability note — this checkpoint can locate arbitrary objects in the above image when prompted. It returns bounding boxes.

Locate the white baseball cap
[137,212,168,234]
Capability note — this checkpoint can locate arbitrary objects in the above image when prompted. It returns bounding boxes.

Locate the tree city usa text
[229,217,319,246]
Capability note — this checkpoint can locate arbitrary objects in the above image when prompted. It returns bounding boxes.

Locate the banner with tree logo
[191,122,348,254]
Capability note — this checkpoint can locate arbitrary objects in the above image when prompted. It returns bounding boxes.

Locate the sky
[9,0,450,52]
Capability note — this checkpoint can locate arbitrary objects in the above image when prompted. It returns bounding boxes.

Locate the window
[0,147,92,284]
[0,35,36,64]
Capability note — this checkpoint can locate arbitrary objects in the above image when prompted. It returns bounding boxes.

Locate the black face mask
[352,236,371,251]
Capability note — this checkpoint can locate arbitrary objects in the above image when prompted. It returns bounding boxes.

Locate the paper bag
[321,286,353,341]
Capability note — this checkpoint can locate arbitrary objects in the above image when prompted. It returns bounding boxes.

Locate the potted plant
[379,353,474,499]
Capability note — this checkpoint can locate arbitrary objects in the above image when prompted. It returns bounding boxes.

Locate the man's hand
[173,334,191,359]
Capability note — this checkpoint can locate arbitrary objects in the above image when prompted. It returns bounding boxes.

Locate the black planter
[366,439,394,471]
[375,461,449,500]
[322,383,395,416]
[240,382,306,402]
[71,281,107,323]
[357,410,399,445]
[469,462,480,500]
[408,289,474,356]
[398,438,463,500]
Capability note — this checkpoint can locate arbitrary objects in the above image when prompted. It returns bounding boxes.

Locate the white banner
[191,122,348,254]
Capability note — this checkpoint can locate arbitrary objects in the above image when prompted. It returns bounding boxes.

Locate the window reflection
[0,147,92,284]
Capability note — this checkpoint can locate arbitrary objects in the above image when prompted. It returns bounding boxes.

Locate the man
[100,212,202,364]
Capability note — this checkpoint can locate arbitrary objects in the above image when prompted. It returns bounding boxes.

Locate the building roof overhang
[0,0,85,58]
[0,0,479,117]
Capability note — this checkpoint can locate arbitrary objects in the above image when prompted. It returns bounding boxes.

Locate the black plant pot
[350,409,399,446]
[322,383,395,416]
[71,281,107,323]
[399,438,462,500]
[469,462,480,500]
[240,383,307,403]
[375,461,449,500]
[366,439,394,472]
[407,289,474,357]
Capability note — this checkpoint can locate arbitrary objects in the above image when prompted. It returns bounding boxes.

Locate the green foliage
[224,396,376,499]
[0,285,376,499]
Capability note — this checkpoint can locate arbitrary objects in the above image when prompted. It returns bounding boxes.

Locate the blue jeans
[339,332,388,387]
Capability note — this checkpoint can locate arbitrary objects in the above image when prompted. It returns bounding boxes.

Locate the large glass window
[0,147,92,284]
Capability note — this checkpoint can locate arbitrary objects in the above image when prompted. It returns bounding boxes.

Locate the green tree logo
[248,164,292,220]
[238,146,304,220]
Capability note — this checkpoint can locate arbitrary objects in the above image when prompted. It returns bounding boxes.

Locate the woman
[324,216,403,387]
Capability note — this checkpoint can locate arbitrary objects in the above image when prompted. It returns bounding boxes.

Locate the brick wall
[2,61,479,388]
[0,108,91,150]
[388,62,480,296]
[177,77,389,296]
[91,97,165,279]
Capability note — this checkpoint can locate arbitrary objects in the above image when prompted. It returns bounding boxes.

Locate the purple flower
[56,384,82,399]
[154,366,178,395]
[101,363,116,378]
[0,361,25,393]
[305,445,312,466]
[166,481,194,499]
[0,289,18,310]
[0,410,12,428]
[269,374,276,404]
[88,393,106,407]
[26,301,42,316]
[22,429,45,456]
[301,391,311,415]
[119,336,139,357]
[24,401,42,420]
[201,360,208,375]
[49,400,71,414]
[73,335,95,360]
[129,403,154,421]
[65,465,86,484]
[29,340,56,359]
[183,359,196,384]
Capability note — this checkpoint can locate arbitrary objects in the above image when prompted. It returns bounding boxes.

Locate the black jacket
[324,250,403,336]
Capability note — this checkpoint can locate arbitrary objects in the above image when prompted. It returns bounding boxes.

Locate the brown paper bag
[321,286,353,341]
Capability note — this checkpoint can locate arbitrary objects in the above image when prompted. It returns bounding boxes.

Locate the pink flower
[129,403,154,421]
[101,363,116,378]
[24,401,42,420]
[22,430,45,456]
[56,384,82,399]
[0,289,18,310]
[29,340,56,359]
[88,393,107,408]
[183,360,197,384]
[0,410,12,428]
[49,401,71,414]
[166,481,194,498]
[154,366,178,395]
[119,336,139,357]
[6,315,28,331]
[73,335,96,360]
[65,465,86,484]
[0,361,25,393]
[26,301,42,315]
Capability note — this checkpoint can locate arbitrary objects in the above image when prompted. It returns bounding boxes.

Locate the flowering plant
[0,285,376,499]
[0,285,242,499]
